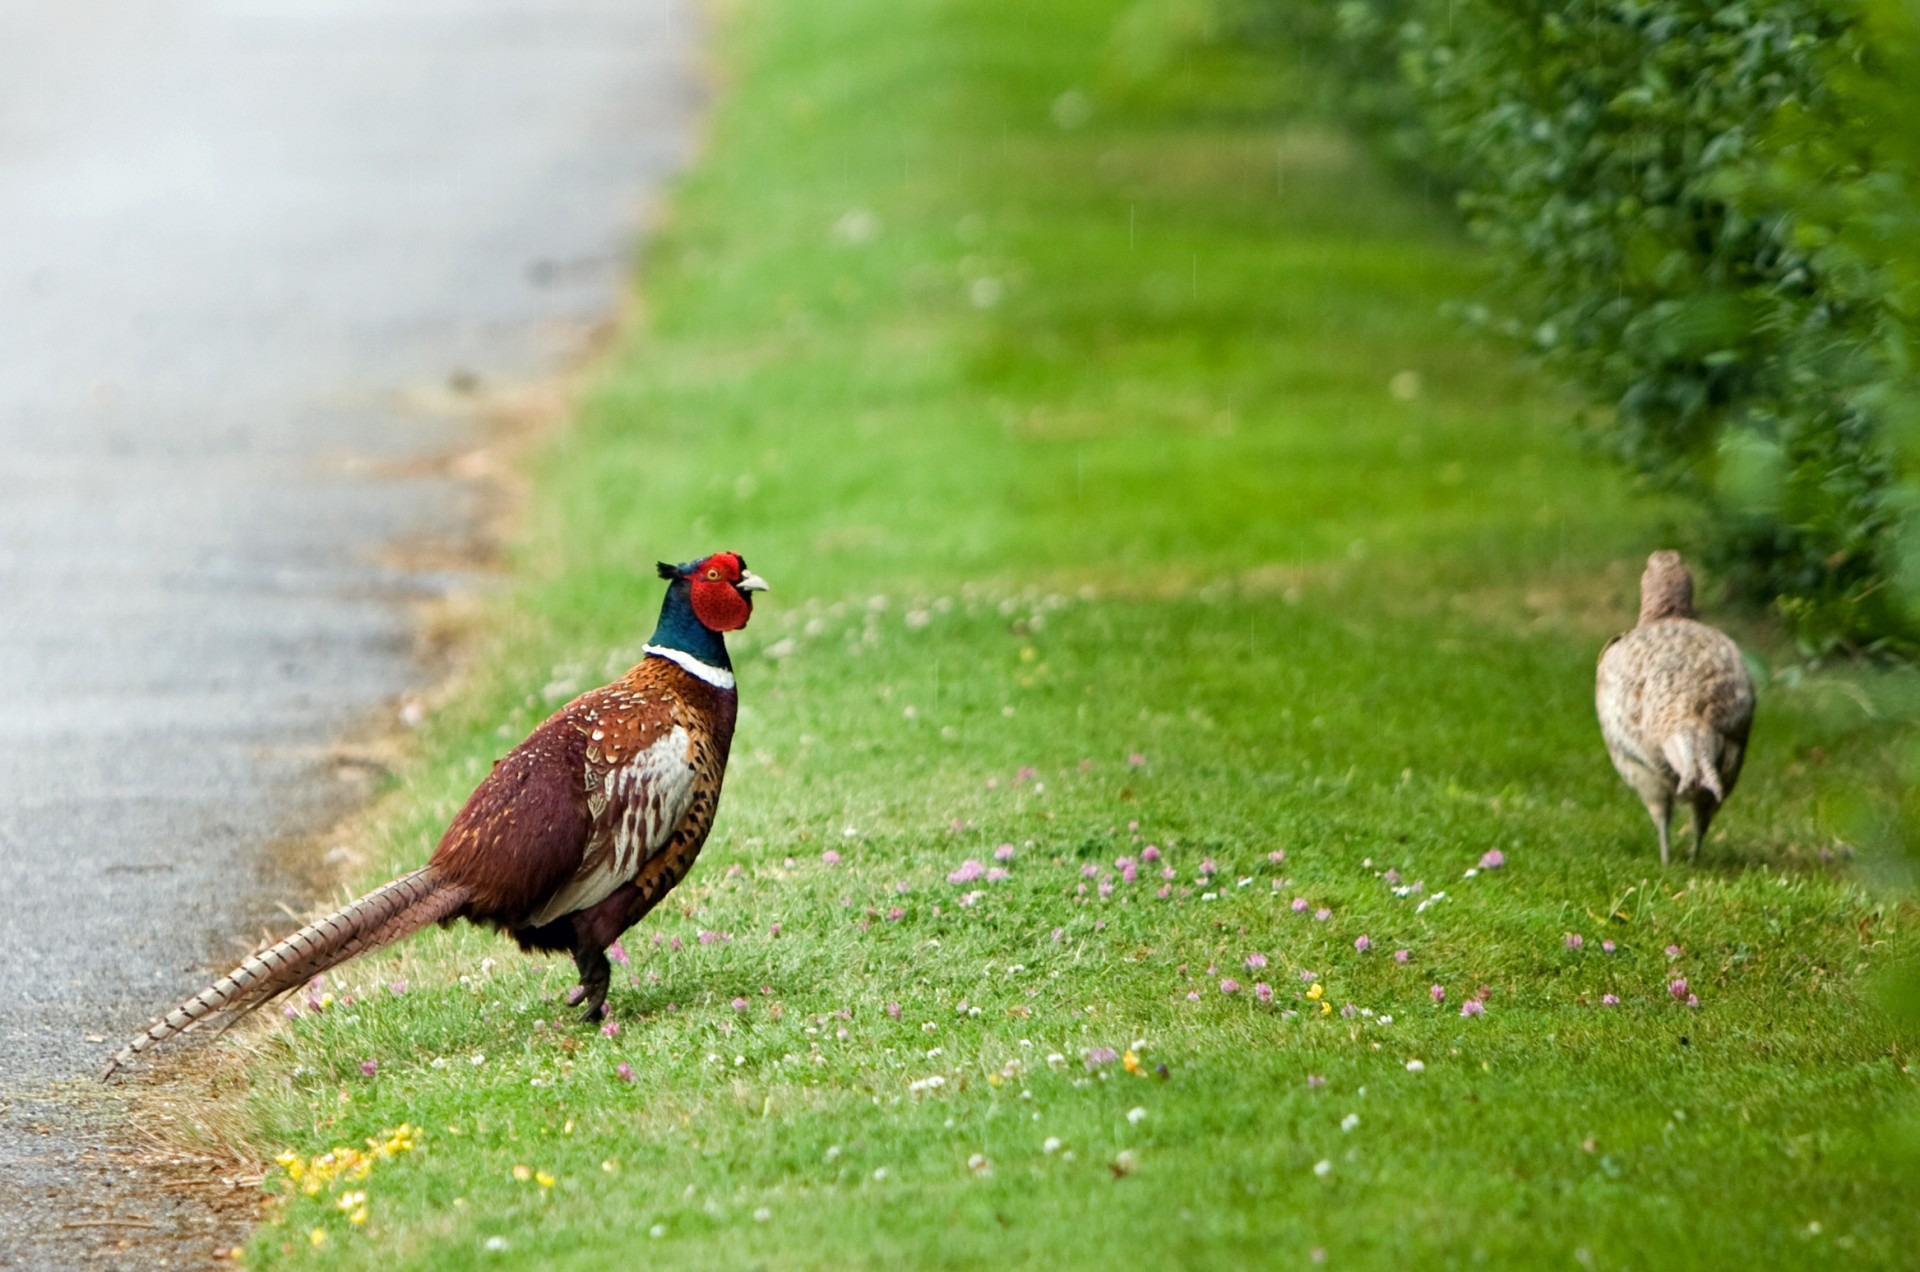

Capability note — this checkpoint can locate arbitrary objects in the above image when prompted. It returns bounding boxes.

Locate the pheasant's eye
[706,568,721,580]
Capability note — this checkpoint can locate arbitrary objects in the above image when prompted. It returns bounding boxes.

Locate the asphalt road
[0,2,696,1262]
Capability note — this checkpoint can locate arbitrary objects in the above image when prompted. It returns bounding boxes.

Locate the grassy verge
[235,0,1916,1266]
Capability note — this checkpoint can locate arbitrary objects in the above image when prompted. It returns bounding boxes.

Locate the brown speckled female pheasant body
[1596,551,1754,865]
[102,552,766,1079]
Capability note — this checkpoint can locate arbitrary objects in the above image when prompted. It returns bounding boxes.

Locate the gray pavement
[0,2,697,1263]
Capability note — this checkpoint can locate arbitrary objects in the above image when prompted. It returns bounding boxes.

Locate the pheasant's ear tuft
[657,561,681,581]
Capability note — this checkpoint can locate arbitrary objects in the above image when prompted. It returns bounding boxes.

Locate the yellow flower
[1306,983,1324,1001]
[1123,1051,1143,1076]
[349,1206,369,1226]
[278,1124,420,1203]
[512,1164,532,1182]
[309,1228,328,1249]
[1320,1001,1332,1015]
[336,1190,367,1213]
[535,1171,556,1189]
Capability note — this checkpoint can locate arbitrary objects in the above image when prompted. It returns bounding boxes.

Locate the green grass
[232,0,1918,1266]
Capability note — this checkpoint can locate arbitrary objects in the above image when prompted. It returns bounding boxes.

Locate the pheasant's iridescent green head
[657,551,769,633]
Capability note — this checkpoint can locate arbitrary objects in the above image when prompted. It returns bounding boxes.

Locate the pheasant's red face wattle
[689,551,755,632]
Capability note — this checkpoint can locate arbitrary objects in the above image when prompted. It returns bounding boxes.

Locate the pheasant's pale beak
[737,570,770,593]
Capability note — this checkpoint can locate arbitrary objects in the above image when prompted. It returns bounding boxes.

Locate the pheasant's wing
[1695,627,1756,797]
[1698,630,1757,740]
[1595,631,1655,772]
[430,685,688,925]
[521,704,699,928]
[429,709,598,920]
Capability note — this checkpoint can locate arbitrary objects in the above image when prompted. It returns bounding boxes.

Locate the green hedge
[1230,0,1920,653]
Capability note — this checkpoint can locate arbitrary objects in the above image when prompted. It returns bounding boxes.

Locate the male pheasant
[101,551,766,1079]
[1595,550,1755,866]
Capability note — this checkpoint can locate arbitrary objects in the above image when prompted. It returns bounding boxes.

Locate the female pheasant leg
[1689,795,1718,863]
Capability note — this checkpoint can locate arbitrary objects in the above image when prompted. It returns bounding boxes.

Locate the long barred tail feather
[99,866,468,1080]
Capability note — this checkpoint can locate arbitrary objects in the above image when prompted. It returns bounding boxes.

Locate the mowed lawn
[228,0,1917,1267]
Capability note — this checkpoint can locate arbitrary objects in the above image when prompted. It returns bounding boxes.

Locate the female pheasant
[1595,550,1755,866]
[101,551,766,1078]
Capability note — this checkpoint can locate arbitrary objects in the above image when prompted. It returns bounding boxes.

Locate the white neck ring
[644,644,736,690]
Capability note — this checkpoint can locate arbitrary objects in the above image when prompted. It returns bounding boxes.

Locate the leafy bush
[1231,0,1920,652]
[1403,0,1917,652]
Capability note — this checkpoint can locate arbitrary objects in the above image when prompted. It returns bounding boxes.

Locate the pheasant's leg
[1690,796,1718,863]
[1648,797,1672,868]
[572,945,612,1022]
[563,886,643,1020]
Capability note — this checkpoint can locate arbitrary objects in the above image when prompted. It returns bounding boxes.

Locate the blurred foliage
[1224,0,1920,655]
[1207,0,1429,156]
[1841,0,1920,1072]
